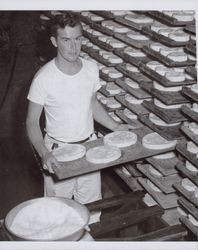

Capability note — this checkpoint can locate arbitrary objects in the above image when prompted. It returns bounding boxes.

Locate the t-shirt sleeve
[27,76,47,105]
[93,64,102,93]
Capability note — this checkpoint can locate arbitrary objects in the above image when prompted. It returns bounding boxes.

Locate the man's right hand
[42,151,60,174]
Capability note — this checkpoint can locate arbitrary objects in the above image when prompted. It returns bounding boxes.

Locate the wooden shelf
[99,71,124,82]
[176,161,198,186]
[146,156,179,176]
[138,177,179,209]
[142,46,195,67]
[137,164,181,194]
[143,100,187,124]
[182,87,198,103]
[180,125,198,147]
[181,105,198,123]
[139,114,183,140]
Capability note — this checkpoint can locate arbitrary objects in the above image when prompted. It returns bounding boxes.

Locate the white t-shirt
[27,58,101,142]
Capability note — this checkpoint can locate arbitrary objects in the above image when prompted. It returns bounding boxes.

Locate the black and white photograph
[0,0,197,249]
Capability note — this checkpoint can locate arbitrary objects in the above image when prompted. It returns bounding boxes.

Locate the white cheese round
[149,165,163,177]
[108,68,123,79]
[125,78,140,89]
[124,14,153,24]
[191,84,198,94]
[188,214,198,226]
[106,82,121,95]
[168,32,190,42]
[108,55,123,64]
[146,61,163,70]
[165,72,185,82]
[147,179,162,192]
[181,178,196,192]
[153,152,176,159]
[153,81,182,92]
[125,63,139,73]
[154,98,183,109]
[172,13,194,22]
[192,103,198,114]
[125,94,143,104]
[104,131,138,148]
[155,66,173,76]
[158,28,174,37]
[90,14,104,22]
[194,187,198,199]
[185,161,198,173]
[123,108,138,120]
[106,98,122,109]
[142,132,177,150]
[187,141,198,154]
[143,193,158,206]
[149,112,181,126]
[150,43,166,52]
[127,31,149,40]
[86,145,121,164]
[167,52,188,62]
[124,47,146,57]
[189,122,198,135]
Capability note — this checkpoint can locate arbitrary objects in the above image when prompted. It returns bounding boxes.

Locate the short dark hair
[50,11,82,38]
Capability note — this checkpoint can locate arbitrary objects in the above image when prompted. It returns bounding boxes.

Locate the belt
[49,134,92,150]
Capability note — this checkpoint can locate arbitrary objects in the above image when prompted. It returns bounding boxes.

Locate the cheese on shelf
[172,13,194,22]
[108,55,123,64]
[125,63,139,73]
[147,179,162,192]
[187,141,198,154]
[106,82,121,95]
[153,152,176,159]
[150,42,166,52]
[188,214,198,226]
[181,178,196,192]
[155,66,173,76]
[168,32,190,42]
[149,113,181,126]
[126,31,149,41]
[177,207,187,217]
[121,166,131,176]
[154,98,183,109]
[106,97,122,109]
[124,47,146,57]
[143,193,158,206]
[125,94,143,104]
[153,81,182,92]
[191,84,198,94]
[167,52,188,62]
[125,78,140,89]
[185,161,198,173]
[165,72,185,82]
[158,28,174,37]
[109,112,123,123]
[124,14,153,24]
[123,108,138,120]
[146,61,163,70]
[149,165,163,177]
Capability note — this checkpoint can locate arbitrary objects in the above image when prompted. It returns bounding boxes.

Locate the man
[26,12,131,222]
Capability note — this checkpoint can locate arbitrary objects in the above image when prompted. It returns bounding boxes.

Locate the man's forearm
[26,121,49,158]
[93,98,119,131]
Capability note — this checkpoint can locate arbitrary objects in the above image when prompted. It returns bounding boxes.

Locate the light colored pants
[43,133,102,224]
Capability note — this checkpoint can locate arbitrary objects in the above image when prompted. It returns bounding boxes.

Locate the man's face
[53,24,82,62]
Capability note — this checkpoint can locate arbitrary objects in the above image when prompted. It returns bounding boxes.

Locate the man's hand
[42,151,60,174]
[112,123,134,131]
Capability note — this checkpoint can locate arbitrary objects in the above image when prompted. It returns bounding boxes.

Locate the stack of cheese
[101,20,130,33]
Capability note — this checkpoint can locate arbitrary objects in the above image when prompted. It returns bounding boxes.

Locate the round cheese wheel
[158,28,173,37]
[187,141,198,154]
[172,13,194,22]
[127,31,149,41]
[153,81,182,92]
[52,144,86,162]
[109,112,122,123]
[149,165,163,177]
[125,94,143,104]
[143,193,157,206]
[124,47,146,57]
[108,69,123,79]
[86,42,93,48]
[102,52,112,60]
[125,64,139,73]
[104,131,137,148]
[159,47,183,57]
[124,108,138,120]
[177,207,187,217]
[194,187,198,199]
[125,78,140,89]
[181,178,196,192]
[98,35,109,43]
[147,179,162,192]
[150,43,166,52]
[153,152,176,159]
[154,98,182,109]
[146,61,162,70]
[106,98,122,109]
[108,55,123,64]
[124,14,153,24]
[121,166,131,176]
[86,145,121,164]
[110,10,128,16]
[92,30,102,36]
[142,132,177,150]
[151,23,167,32]
[106,82,121,95]
[191,35,196,41]
[189,122,198,135]
[149,113,181,126]
[107,38,126,48]
[114,25,130,33]
[185,161,198,173]
[191,84,198,94]
[168,32,190,42]
[100,96,107,105]
[167,52,188,62]
[101,20,115,29]
[101,66,110,74]
[192,103,198,113]
[188,54,196,61]
[165,72,185,82]
[90,14,104,22]
[188,214,198,226]
[155,66,172,76]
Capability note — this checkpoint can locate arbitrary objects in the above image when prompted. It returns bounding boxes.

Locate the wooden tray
[53,131,176,180]
[142,46,195,67]
[100,100,124,113]
[137,164,181,194]
[173,182,198,207]
[90,22,114,36]
[139,114,183,140]
[89,50,117,67]
[116,63,152,84]
[185,42,196,56]
[180,125,198,147]
[138,177,179,209]
[139,63,196,87]
[116,78,152,99]
[184,24,196,35]
[176,141,198,168]
[180,216,198,237]
[115,95,149,115]
[146,156,179,176]
[114,32,152,49]
[176,161,198,186]
[99,71,124,82]
[185,67,197,80]
[115,109,145,129]
[99,86,125,97]
[178,197,198,220]
[145,11,194,27]
[115,16,153,31]
[142,26,189,47]
[114,167,143,192]
[141,82,189,105]
[181,105,198,123]
[182,86,198,103]
[143,100,187,124]
[114,48,149,67]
